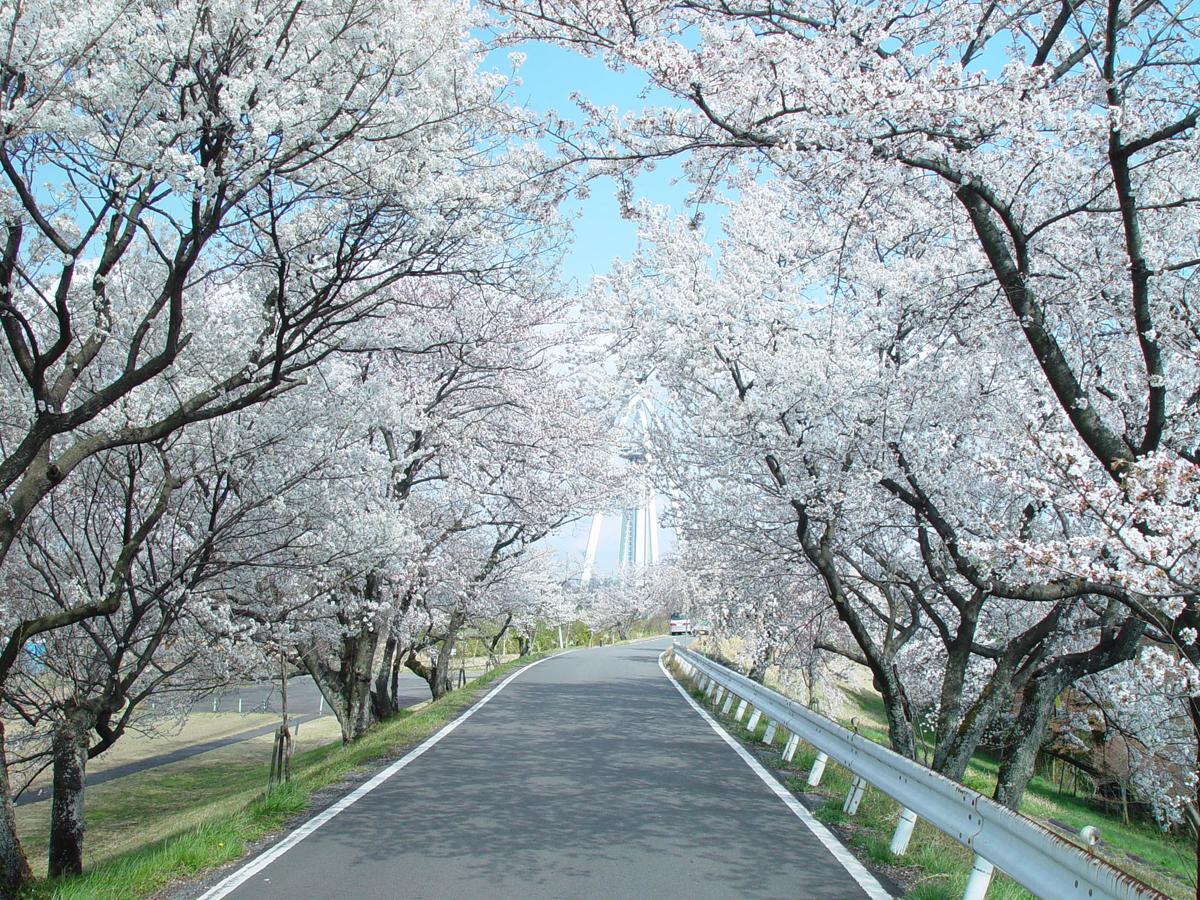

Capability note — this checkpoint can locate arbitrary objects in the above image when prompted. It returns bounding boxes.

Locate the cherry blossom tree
[0,0,561,886]
[495,0,1199,827]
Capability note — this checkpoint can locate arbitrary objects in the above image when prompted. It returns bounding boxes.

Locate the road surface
[194,640,890,899]
[194,673,433,717]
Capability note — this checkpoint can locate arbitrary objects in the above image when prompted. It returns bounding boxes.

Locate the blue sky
[498,41,696,284]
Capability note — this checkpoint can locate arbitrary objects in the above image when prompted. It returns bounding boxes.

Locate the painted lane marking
[198,650,575,900]
[658,652,892,900]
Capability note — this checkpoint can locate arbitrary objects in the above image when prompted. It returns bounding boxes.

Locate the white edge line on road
[197,650,575,900]
[658,651,893,900]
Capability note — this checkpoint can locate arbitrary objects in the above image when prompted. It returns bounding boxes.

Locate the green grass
[20,650,561,900]
[671,656,1195,899]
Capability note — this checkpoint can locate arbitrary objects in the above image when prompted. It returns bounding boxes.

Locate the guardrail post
[783,733,799,763]
[762,720,777,745]
[734,699,748,722]
[721,693,735,715]
[705,680,716,698]
[843,776,867,815]
[747,709,761,731]
[962,855,994,900]
[807,752,828,787]
[890,807,918,855]
[714,686,726,705]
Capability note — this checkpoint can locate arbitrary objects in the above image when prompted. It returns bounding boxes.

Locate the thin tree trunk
[48,710,91,877]
[0,719,31,897]
[1189,696,1200,895]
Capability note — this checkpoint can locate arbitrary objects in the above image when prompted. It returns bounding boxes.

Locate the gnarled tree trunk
[49,708,92,877]
[371,636,402,720]
[0,719,31,898]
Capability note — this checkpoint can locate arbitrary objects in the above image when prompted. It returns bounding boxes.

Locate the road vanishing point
[187,640,893,900]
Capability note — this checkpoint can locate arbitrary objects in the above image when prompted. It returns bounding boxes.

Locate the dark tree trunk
[993,616,1144,808]
[404,651,451,700]
[300,625,380,745]
[341,628,377,742]
[406,614,465,701]
[877,667,917,760]
[936,672,1015,781]
[372,636,400,720]
[49,709,92,877]
[1191,697,1200,897]
[993,675,1064,809]
[430,644,454,700]
[0,719,31,898]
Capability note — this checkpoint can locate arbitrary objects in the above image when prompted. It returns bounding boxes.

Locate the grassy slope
[20,650,560,900]
[671,659,1195,899]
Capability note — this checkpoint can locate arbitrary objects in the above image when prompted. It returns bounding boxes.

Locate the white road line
[658,652,893,900]
[198,651,574,900]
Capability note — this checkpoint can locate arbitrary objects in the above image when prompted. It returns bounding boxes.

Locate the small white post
[714,686,725,704]
[807,752,828,787]
[747,709,762,731]
[558,624,564,649]
[212,697,218,712]
[962,855,994,900]
[783,733,800,763]
[318,695,325,715]
[762,720,777,745]
[238,697,243,714]
[843,776,866,815]
[734,700,748,722]
[890,808,918,855]
[721,693,734,715]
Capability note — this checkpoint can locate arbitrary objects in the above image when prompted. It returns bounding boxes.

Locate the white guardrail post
[783,733,800,763]
[963,856,995,900]
[843,775,867,815]
[890,807,919,855]
[667,644,1166,900]
[807,752,829,787]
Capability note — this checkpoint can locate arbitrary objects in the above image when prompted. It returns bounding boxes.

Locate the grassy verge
[667,655,1194,899]
[20,649,561,900]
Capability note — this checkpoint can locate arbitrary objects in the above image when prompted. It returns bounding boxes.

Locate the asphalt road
[196,640,889,899]
[194,673,433,717]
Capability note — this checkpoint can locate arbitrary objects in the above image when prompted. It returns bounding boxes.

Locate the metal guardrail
[670,644,1166,900]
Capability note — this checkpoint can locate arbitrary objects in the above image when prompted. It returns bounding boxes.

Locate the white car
[669,612,692,635]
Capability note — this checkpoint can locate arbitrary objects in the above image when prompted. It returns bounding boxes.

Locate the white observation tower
[580,396,661,585]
